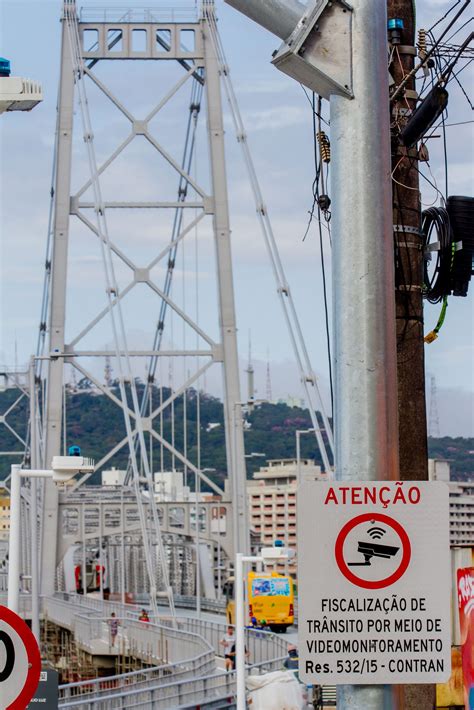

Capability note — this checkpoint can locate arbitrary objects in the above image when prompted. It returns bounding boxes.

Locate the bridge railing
[59,649,216,703]
[56,594,288,707]
[160,616,289,666]
[0,590,32,615]
[59,656,288,708]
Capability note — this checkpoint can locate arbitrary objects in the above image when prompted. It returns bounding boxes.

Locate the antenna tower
[104,355,113,388]
[245,331,254,402]
[428,375,440,438]
[265,350,273,403]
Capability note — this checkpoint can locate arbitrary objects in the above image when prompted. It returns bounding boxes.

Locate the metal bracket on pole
[271,0,353,99]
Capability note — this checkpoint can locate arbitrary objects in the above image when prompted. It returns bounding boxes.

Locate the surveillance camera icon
[348,541,400,567]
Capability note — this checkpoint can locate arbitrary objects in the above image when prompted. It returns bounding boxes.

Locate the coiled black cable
[422,206,453,303]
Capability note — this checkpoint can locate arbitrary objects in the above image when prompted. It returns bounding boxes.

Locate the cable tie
[397,45,417,56]
[393,225,423,235]
[425,241,441,252]
[396,241,423,250]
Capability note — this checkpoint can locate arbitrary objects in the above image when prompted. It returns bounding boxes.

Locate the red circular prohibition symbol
[0,604,41,710]
[335,512,411,590]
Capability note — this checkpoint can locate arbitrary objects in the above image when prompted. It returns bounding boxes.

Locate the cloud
[243,106,307,132]
[431,387,474,437]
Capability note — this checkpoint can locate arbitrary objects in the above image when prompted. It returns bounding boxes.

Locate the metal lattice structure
[39,0,249,605]
[0,368,30,469]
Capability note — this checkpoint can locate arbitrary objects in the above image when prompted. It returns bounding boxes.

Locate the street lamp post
[235,543,295,710]
[7,456,94,615]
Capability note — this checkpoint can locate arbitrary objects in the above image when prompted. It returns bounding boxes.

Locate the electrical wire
[300,84,330,127]
[426,0,463,35]
[204,5,335,469]
[299,92,334,413]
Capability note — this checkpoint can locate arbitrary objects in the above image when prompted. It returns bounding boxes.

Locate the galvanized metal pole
[331,0,399,490]
[323,0,400,704]
[224,0,401,707]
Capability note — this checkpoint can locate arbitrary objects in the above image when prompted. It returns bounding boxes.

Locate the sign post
[0,605,41,710]
[298,481,451,685]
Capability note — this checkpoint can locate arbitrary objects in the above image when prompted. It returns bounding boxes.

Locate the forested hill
[0,381,472,486]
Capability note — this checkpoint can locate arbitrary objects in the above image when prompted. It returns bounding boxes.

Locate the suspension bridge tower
[39,0,249,597]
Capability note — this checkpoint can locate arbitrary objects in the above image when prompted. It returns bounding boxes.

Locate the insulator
[317,131,331,163]
[417,29,427,55]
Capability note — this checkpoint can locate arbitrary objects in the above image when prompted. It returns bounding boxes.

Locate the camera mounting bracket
[271,0,353,100]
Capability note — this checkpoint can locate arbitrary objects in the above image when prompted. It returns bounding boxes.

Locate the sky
[0,0,473,437]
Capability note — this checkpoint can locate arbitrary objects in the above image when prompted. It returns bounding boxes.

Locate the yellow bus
[223,570,295,632]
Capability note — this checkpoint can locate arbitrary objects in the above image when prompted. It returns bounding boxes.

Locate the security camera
[0,71,43,114]
[260,546,295,561]
[51,456,95,482]
[348,541,399,567]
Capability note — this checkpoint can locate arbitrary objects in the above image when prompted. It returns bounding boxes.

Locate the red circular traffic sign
[334,512,411,589]
[0,605,41,709]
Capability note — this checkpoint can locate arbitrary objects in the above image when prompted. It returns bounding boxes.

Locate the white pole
[235,552,246,710]
[81,505,87,597]
[217,506,222,598]
[296,431,301,487]
[195,471,201,618]
[7,464,22,613]
[30,479,39,640]
[120,490,125,605]
[29,359,40,642]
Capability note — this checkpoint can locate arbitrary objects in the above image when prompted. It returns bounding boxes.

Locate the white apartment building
[247,458,325,574]
[101,467,127,486]
[428,459,474,548]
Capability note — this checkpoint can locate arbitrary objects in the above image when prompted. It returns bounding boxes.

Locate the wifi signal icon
[367,527,386,539]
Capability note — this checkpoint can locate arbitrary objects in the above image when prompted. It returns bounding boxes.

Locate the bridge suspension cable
[204,5,334,474]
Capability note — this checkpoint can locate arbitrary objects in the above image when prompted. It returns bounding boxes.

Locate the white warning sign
[298,481,451,685]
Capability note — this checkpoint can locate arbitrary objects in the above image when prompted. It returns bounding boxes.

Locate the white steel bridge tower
[39,0,249,599]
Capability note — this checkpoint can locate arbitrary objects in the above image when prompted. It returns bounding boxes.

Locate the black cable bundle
[422,206,453,303]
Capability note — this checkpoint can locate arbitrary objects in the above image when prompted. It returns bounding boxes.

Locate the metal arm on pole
[224,0,307,40]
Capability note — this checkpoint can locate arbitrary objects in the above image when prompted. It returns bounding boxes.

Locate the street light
[7,456,94,617]
[235,541,295,710]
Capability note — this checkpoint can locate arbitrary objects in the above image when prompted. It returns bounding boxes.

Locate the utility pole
[388,0,429,482]
[388,3,434,707]
[225,1,401,708]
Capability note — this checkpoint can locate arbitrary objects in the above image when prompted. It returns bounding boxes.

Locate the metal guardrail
[160,616,289,666]
[0,590,31,615]
[59,650,216,703]
[44,596,214,668]
[59,671,235,708]
[55,594,289,708]
[59,656,289,708]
